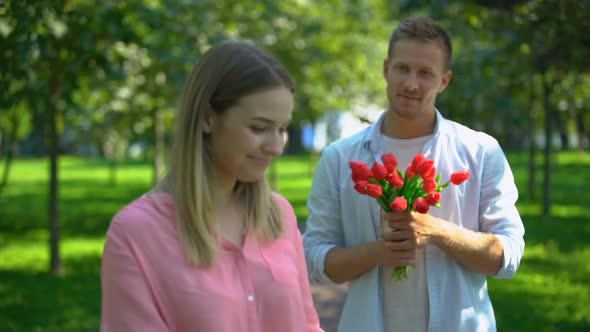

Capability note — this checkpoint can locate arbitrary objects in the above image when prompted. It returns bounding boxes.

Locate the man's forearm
[324,243,379,284]
[432,219,504,275]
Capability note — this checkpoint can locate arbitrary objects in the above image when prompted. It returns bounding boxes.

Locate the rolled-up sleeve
[303,147,345,284]
[478,139,525,279]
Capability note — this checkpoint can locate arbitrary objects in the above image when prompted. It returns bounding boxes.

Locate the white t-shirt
[381,134,431,332]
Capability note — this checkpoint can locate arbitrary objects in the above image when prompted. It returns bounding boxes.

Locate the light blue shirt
[303,110,525,332]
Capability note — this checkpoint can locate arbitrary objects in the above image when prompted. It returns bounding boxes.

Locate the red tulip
[349,160,368,171]
[450,171,470,185]
[406,163,416,179]
[422,177,437,193]
[415,159,434,178]
[381,153,399,173]
[371,162,388,181]
[365,185,383,198]
[387,171,404,190]
[426,191,441,205]
[410,154,426,173]
[354,181,383,198]
[422,165,436,180]
[391,196,408,212]
[413,197,430,214]
[350,160,373,182]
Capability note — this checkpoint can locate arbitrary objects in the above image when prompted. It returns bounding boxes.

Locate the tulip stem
[377,196,391,212]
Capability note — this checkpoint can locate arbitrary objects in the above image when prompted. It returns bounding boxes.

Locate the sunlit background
[1,1,589,331]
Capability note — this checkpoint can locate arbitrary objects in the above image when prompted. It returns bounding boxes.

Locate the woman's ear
[202,104,215,133]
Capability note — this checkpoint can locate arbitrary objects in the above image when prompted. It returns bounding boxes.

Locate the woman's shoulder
[108,192,175,238]
[271,191,290,208]
[271,192,299,232]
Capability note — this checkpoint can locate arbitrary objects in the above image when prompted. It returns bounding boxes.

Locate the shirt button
[247,295,254,302]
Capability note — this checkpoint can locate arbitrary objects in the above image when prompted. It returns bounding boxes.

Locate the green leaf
[387,188,399,206]
[413,188,426,201]
[380,179,392,196]
[377,196,391,212]
[403,175,421,202]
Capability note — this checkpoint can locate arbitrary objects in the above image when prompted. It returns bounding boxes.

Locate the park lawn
[0,152,589,331]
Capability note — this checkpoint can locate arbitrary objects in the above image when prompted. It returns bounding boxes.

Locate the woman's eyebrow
[251,117,292,125]
[251,117,275,124]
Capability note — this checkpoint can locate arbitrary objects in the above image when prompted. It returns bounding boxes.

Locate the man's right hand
[324,236,416,284]
[372,234,416,268]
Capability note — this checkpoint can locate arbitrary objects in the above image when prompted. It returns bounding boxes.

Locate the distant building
[306,105,383,152]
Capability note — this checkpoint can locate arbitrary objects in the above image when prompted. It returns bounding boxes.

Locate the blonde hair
[388,16,453,70]
[158,41,294,266]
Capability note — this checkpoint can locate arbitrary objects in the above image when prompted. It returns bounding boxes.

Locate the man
[303,16,525,332]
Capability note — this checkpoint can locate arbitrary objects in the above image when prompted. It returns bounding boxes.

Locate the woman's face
[204,86,293,188]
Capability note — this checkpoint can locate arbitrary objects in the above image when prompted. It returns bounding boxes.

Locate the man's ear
[383,58,390,79]
[202,105,216,133]
[438,69,453,93]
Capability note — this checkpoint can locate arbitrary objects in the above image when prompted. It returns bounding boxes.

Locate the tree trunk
[109,158,117,186]
[0,128,4,160]
[574,109,587,150]
[0,114,19,188]
[528,131,537,201]
[96,138,106,158]
[153,108,165,185]
[552,107,569,150]
[527,77,537,201]
[542,74,552,218]
[0,140,17,189]
[48,75,63,275]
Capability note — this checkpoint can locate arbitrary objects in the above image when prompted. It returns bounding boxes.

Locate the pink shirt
[101,192,322,332]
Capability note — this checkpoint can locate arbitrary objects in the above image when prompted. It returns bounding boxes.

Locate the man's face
[383,39,452,120]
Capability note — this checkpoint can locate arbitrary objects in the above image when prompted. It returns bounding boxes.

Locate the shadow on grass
[0,256,102,332]
[489,211,590,331]
[490,277,590,332]
[520,214,590,253]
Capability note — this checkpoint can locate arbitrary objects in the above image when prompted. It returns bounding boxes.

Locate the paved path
[310,283,348,332]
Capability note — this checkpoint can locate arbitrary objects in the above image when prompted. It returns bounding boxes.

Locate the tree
[423,0,590,216]
[510,0,590,216]
[1,0,136,274]
[0,101,32,190]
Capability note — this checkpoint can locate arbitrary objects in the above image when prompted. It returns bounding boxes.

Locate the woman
[101,41,322,332]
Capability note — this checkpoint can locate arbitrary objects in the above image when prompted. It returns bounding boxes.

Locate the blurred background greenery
[1,0,589,331]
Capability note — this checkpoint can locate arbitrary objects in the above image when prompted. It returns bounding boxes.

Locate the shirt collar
[362,108,447,155]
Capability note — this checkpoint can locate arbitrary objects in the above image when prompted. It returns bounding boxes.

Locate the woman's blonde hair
[158,41,294,266]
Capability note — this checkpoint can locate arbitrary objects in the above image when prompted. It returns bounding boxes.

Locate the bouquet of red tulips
[349,153,470,281]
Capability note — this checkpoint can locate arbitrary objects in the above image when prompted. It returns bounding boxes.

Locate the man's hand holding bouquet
[349,153,470,281]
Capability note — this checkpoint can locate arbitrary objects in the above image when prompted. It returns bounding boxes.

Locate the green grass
[0,152,589,331]
[0,157,151,332]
